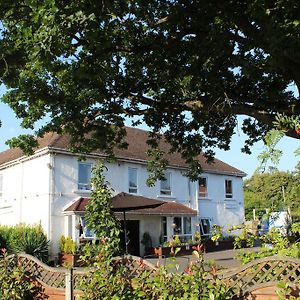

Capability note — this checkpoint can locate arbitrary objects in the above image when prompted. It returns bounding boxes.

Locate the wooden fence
[220,256,300,299]
[3,253,300,299]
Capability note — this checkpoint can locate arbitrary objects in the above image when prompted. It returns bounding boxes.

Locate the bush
[0,249,47,299]
[59,236,77,254]
[79,241,234,300]
[0,224,49,262]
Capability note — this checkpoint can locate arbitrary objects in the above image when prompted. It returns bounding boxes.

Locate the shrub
[0,224,49,262]
[79,241,234,300]
[0,248,47,299]
[59,236,77,254]
[14,226,49,262]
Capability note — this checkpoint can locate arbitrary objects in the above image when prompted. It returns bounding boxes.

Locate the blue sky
[0,86,299,178]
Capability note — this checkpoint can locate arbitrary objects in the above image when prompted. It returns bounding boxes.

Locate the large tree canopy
[0,0,299,174]
[244,164,300,220]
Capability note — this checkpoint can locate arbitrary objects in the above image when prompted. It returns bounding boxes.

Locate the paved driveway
[145,247,260,273]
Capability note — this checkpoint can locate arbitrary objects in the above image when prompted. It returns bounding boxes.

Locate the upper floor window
[78,163,92,190]
[198,177,208,198]
[160,172,171,195]
[128,167,138,194]
[225,179,233,198]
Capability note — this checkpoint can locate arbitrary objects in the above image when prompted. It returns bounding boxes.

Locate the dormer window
[128,167,138,194]
[160,172,171,195]
[78,163,92,190]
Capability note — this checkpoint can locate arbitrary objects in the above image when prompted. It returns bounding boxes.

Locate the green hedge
[0,224,49,262]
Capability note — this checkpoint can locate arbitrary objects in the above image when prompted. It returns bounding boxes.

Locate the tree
[84,161,121,255]
[0,1,299,175]
[244,169,300,220]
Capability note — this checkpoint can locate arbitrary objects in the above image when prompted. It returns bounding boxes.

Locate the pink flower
[211,265,217,276]
[192,244,204,252]
[184,261,193,275]
[0,248,7,254]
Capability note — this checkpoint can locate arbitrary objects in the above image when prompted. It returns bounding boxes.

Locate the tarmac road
[145,247,261,273]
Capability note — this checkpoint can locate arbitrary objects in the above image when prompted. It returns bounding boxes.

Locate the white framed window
[162,216,168,242]
[78,163,92,190]
[225,179,233,199]
[80,217,96,239]
[173,216,192,242]
[198,177,208,198]
[160,172,171,195]
[199,218,212,236]
[128,167,138,194]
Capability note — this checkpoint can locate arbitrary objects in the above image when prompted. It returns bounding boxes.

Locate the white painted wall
[0,151,245,258]
[0,154,51,243]
[194,173,245,232]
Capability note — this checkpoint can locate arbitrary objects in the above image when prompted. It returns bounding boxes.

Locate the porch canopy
[64,192,197,254]
[64,192,197,216]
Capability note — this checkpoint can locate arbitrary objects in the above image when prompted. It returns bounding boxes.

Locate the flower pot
[58,253,83,267]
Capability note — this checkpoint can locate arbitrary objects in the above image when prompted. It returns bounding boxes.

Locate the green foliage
[276,281,300,300]
[211,224,223,242]
[0,1,299,175]
[84,161,121,256]
[0,249,47,299]
[79,243,233,300]
[59,236,77,254]
[233,226,255,249]
[236,225,300,264]
[0,224,49,262]
[194,231,201,244]
[172,235,182,246]
[244,169,300,220]
[257,129,284,173]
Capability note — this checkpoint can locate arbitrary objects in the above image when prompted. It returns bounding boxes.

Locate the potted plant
[58,236,82,267]
[211,224,223,246]
[141,232,152,255]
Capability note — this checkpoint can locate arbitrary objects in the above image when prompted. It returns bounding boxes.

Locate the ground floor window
[80,217,96,239]
[199,218,212,236]
[172,216,192,242]
[162,217,168,242]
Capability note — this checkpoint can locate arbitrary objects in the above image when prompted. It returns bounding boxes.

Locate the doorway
[120,220,140,256]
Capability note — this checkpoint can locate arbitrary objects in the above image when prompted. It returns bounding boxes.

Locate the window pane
[198,177,207,197]
[225,180,233,198]
[80,217,96,238]
[128,168,138,193]
[183,217,191,234]
[200,218,211,235]
[173,217,181,235]
[78,164,92,190]
[160,172,171,195]
[162,217,167,238]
